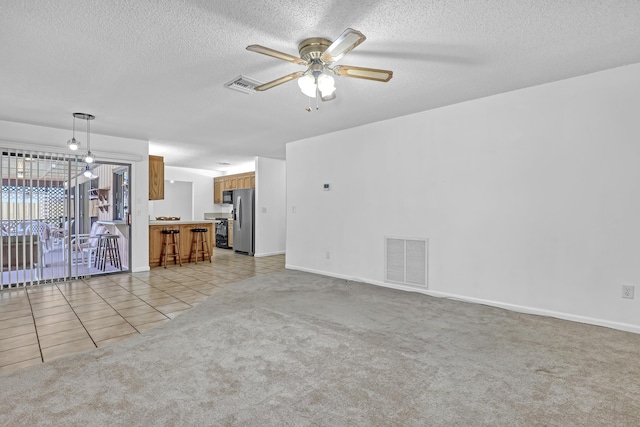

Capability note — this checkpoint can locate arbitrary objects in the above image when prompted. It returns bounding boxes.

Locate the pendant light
[74,112,96,164]
[67,114,80,151]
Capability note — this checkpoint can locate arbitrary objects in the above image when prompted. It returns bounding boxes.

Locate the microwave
[222,190,234,204]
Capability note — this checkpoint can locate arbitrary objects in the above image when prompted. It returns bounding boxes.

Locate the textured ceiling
[1,1,640,171]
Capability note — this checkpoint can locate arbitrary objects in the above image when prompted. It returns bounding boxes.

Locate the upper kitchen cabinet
[238,173,252,189]
[213,178,223,204]
[149,155,164,200]
[228,176,237,190]
[213,171,256,203]
[232,172,255,189]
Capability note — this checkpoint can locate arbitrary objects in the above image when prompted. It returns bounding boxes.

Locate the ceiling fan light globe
[301,86,317,98]
[319,88,336,99]
[320,84,336,96]
[298,75,317,98]
[317,74,335,92]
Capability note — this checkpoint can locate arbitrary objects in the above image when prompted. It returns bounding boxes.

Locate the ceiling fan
[246,28,393,102]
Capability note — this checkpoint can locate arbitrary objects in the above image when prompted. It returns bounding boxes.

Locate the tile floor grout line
[133,277,179,324]
[81,277,147,336]
[24,284,44,364]
[83,274,170,335]
[153,285,201,308]
[54,281,102,350]
[0,356,41,372]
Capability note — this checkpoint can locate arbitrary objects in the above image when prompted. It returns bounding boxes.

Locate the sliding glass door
[1,148,131,288]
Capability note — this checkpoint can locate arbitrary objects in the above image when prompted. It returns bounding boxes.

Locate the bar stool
[95,234,123,271]
[161,228,182,268]
[189,228,211,264]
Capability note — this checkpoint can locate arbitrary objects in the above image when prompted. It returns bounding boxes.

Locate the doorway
[1,148,131,288]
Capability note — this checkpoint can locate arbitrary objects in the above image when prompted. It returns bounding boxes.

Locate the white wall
[0,120,150,272]
[224,161,255,175]
[155,165,221,220]
[151,180,192,220]
[255,157,286,257]
[286,63,640,333]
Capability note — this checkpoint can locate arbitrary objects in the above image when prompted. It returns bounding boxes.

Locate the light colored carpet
[1,270,639,426]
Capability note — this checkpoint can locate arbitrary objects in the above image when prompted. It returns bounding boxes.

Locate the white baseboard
[132,266,151,273]
[255,251,285,258]
[285,264,640,334]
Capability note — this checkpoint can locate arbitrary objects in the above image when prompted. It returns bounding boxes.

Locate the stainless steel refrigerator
[232,188,255,255]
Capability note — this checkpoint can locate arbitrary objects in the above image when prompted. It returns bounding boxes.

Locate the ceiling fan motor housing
[298,38,331,62]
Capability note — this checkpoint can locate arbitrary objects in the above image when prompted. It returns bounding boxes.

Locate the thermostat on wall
[323,183,330,191]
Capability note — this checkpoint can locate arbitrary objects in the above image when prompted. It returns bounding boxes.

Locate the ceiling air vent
[224,75,263,94]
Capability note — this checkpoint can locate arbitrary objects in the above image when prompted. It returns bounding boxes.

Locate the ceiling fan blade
[254,71,306,91]
[332,65,393,82]
[320,28,366,63]
[246,45,307,65]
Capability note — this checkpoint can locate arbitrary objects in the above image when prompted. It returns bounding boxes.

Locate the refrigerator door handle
[237,196,242,229]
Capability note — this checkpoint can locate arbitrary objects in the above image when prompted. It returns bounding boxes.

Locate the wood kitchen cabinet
[149,222,215,267]
[148,224,167,266]
[238,172,256,188]
[235,172,255,189]
[149,155,165,200]
[239,173,251,189]
[223,177,232,190]
[213,179,223,204]
[213,171,256,204]
[228,176,237,190]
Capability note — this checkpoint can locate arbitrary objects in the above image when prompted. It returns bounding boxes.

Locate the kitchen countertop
[149,220,216,226]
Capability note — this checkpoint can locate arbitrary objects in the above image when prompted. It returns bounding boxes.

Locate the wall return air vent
[385,237,428,288]
[224,75,263,94]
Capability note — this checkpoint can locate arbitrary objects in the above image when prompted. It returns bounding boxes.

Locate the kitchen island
[149,220,215,267]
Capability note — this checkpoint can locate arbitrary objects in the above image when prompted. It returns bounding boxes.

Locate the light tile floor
[0,248,285,373]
